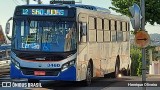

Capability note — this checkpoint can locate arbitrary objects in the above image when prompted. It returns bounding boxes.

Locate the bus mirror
[5,22,10,34]
[5,17,13,34]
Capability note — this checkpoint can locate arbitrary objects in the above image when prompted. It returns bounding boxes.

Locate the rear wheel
[113,56,121,78]
[122,65,131,76]
[104,60,120,78]
[28,79,39,83]
[126,65,131,76]
[115,63,120,78]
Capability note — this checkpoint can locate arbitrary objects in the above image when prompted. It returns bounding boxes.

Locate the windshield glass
[12,20,77,52]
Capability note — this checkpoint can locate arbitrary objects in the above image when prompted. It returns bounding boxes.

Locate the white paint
[149,61,160,75]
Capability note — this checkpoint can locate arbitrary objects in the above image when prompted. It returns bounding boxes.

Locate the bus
[6,1,131,85]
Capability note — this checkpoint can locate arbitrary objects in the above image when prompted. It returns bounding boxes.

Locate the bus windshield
[12,20,77,52]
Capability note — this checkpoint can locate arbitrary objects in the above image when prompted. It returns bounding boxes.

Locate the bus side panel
[88,43,102,77]
[111,42,119,71]
[120,42,130,70]
[76,44,88,81]
[102,42,113,74]
[100,43,106,76]
[76,13,89,81]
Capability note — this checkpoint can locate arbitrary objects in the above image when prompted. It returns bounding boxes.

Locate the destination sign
[22,9,68,16]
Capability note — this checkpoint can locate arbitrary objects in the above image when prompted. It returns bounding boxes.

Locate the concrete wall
[149,61,160,75]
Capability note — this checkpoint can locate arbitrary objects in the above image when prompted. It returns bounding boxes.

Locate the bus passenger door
[77,22,88,80]
[78,22,87,57]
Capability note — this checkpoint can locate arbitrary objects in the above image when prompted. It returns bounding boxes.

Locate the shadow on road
[41,77,132,90]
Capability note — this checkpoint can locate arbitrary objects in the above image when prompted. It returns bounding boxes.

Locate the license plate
[34,71,46,76]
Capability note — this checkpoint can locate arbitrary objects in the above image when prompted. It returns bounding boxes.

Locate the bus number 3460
[47,63,61,67]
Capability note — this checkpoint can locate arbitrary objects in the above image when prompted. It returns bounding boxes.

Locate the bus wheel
[28,79,39,83]
[123,65,130,76]
[126,65,131,76]
[82,62,92,86]
[115,62,120,78]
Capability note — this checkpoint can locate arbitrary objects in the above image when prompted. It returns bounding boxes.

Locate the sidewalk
[147,74,160,78]
[102,75,160,90]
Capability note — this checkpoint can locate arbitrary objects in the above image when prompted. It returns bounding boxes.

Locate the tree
[130,45,142,76]
[110,0,160,25]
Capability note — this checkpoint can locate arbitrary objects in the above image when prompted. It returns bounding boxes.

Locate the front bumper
[10,63,76,81]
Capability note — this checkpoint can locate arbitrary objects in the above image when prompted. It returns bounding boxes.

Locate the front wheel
[82,62,93,86]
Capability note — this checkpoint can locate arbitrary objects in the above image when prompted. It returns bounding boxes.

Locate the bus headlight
[11,58,20,69]
[61,63,69,72]
[61,60,75,72]
[69,60,75,66]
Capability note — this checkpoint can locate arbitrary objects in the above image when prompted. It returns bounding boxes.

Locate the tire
[114,62,120,78]
[28,79,39,83]
[126,65,131,76]
[123,65,130,76]
[82,62,93,86]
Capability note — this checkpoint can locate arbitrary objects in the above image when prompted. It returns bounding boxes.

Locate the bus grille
[21,68,61,76]
[12,49,77,61]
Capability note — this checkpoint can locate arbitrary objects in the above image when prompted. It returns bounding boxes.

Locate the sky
[0,0,160,34]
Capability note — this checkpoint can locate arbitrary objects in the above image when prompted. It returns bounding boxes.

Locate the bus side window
[79,22,87,43]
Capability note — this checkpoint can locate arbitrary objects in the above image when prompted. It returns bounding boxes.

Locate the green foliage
[130,45,157,76]
[110,0,160,25]
[130,45,142,76]
[149,46,160,61]
[137,59,142,76]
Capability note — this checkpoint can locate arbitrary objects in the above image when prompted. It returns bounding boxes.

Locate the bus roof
[16,4,129,21]
[16,4,111,14]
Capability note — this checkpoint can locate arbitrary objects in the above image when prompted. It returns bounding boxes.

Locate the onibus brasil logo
[1,82,42,88]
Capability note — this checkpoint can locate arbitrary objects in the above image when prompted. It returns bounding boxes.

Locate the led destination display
[22,9,68,16]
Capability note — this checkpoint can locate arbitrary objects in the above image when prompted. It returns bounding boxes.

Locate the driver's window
[21,21,25,36]
[79,22,87,43]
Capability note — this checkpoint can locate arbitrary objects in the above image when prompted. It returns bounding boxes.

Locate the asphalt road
[0,75,160,90]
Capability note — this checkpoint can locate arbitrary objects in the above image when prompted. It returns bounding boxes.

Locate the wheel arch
[116,55,120,68]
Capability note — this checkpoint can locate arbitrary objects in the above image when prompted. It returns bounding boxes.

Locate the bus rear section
[10,5,78,82]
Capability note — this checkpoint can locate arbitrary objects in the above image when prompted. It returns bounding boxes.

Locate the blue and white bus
[6,1,131,85]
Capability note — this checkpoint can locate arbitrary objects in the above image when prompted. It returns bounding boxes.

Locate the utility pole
[149,49,152,74]
[141,0,146,90]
